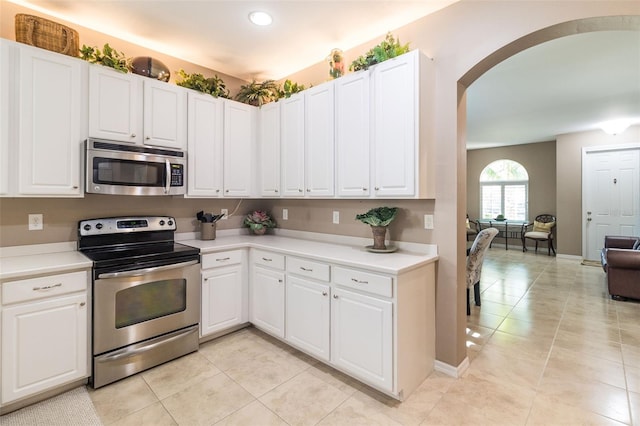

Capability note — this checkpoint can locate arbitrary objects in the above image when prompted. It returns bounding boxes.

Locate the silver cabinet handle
[362,188,367,191]
[145,136,150,140]
[275,189,278,193]
[322,291,327,296]
[298,189,303,193]
[375,187,380,190]
[351,278,369,284]
[33,283,62,291]
[300,267,313,272]
[262,257,273,262]
[333,294,338,299]
[131,133,136,138]
[306,189,310,192]
[80,302,86,307]
[278,279,283,283]
[216,257,231,261]
[98,260,198,279]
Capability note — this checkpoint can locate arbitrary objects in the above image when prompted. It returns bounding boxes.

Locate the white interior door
[583,147,640,260]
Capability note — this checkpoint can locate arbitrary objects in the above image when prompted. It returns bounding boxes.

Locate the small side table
[477,219,530,250]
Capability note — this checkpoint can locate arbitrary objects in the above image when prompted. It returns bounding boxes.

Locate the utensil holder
[201,222,216,240]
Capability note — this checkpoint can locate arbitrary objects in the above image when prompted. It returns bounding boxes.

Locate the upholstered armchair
[522,214,556,255]
[466,214,479,241]
[601,235,640,301]
[467,227,499,315]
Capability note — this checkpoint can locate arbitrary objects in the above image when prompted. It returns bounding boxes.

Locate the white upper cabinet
[0,40,12,196]
[15,43,87,197]
[304,82,335,197]
[335,71,371,197]
[143,79,187,149]
[223,100,255,197]
[258,101,281,197]
[372,50,435,198]
[186,91,224,197]
[89,66,142,144]
[280,94,305,197]
[89,66,187,149]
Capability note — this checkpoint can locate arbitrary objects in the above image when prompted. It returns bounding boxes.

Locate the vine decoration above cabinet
[79,43,130,73]
[176,69,231,99]
[349,32,410,72]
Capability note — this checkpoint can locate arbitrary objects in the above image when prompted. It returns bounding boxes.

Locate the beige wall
[0,1,247,94]
[467,141,557,247]
[1,0,638,369]
[557,126,640,256]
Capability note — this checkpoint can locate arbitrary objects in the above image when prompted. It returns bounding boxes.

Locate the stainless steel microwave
[85,139,187,196]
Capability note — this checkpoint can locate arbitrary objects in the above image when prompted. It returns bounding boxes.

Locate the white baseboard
[434,357,469,378]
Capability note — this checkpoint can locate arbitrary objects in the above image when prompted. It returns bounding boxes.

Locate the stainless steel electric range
[78,216,200,388]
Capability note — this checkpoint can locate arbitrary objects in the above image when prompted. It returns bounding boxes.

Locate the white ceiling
[9,1,640,149]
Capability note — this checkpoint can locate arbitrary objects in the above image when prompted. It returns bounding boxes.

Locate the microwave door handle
[165,159,171,194]
[97,260,199,279]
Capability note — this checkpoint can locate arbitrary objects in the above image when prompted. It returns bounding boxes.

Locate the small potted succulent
[244,210,276,235]
[355,207,398,250]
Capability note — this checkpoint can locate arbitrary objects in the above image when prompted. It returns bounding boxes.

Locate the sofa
[600,236,640,301]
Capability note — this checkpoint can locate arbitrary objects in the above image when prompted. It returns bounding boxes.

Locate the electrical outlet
[333,211,340,224]
[221,209,228,220]
[29,214,43,231]
[424,214,434,230]
[282,208,288,220]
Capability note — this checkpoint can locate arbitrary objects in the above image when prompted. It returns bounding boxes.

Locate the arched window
[479,160,528,220]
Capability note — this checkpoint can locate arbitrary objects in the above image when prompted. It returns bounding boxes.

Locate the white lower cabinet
[200,250,248,338]
[1,270,89,405]
[285,275,330,361]
[331,287,393,392]
[250,251,286,338]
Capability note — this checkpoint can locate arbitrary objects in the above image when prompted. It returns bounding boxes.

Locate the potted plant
[235,80,280,106]
[278,79,306,99]
[355,207,398,250]
[243,210,276,235]
[349,33,410,72]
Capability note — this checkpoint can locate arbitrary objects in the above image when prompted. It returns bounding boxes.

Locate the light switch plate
[333,211,340,224]
[424,214,434,230]
[282,208,288,220]
[221,209,228,220]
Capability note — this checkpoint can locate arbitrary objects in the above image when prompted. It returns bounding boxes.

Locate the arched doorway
[452,15,640,373]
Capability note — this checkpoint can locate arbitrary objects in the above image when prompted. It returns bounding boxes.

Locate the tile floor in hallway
[87,248,640,425]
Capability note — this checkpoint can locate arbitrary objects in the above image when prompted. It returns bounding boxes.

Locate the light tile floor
[87,249,640,425]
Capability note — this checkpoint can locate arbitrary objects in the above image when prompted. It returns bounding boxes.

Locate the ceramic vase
[371,226,387,250]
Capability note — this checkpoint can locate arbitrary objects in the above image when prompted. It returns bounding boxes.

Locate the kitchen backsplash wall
[0,197,435,247]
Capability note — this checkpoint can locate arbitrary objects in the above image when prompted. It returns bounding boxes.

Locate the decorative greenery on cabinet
[176,69,231,98]
[80,43,130,72]
[349,33,410,72]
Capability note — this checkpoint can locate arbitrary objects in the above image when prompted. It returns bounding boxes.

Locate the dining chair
[467,227,499,315]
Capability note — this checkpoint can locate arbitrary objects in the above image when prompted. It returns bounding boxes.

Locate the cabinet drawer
[201,250,243,269]
[287,257,330,282]
[252,250,285,270]
[333,267,393,298]
[2,270,88,305]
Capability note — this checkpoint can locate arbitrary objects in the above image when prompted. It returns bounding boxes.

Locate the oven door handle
[97,259,199,279]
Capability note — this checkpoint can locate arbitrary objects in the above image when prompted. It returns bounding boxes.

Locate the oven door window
[115,279,186,328]
[94,157,166,187]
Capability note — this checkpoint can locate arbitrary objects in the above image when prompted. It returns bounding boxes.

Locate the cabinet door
[1,293,88,404]
[259,102,281,196]
[187,91,223,197]
[18,46,86,196]
[250,266,285,338]
[305,83,335,197]
[286,276,330,361]
[143,79,187,149]
[89,66,142,144]
[336,71,371,197]
[0,40,12,196]
[280,94,305,197]
[331,287,393,392]
[372,51,416,197]
[223,100,255,197]
[201,264,246,337]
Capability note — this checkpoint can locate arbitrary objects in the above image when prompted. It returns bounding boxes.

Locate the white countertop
[0,231,437,280]
[0,244,92,281]
[180,232,438,275]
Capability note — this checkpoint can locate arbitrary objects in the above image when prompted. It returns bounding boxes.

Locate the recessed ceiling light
[249,11,272,26]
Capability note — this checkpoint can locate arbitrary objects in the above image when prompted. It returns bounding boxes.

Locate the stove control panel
[79,216,176,236]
